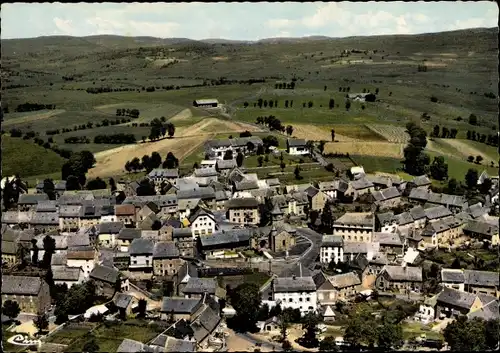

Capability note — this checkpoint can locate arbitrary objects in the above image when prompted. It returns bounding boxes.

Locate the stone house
[272,276,317,315]
[116,228,142,252]
[97,221,124,248]
[160,297,204,322]
[172,228,195,258]
[463,220,499,246]
[58,205,82,232]
[2,275,51,314]
[52,266,85,289]
[371,186,402,209]
[129,238,154,273]
[435,287,488,319]
[147,168,179,192]
[114,204,137,227]
[372,232,404,259]
[90,264,123,298]
[376,265,423,293]
[66,247,97,278]
[346,178,375,200]
[304,186,327,212]
[333,212,374,243]
[17,194,49,212]
[153,242,183,277]
[318,179,350,200]
[225,198,261,226]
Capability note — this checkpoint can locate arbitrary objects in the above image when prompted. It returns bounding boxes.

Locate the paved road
[279,227,322,277]
[236,332,283,352]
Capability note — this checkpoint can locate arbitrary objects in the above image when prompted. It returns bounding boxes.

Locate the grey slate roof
[172,228,193,239]
[329,272,361,289]
[467,297,500,321]
[216,159,238,170]
[67,233,90,248]
[427,193,467,208]
[372,186,400,201]
[1,211,19,224]
[31,212,59,225]
[193,168,218,177]
[412,175,431,186]
[182,278,217,295]
[36,200,58,212]
[466,203,490,219]
[59,205,82,217]
[52,267,82,281]
[114,293,134,309]
[177,187,215,200]
[117,228,142,240]
[287,138,307,147]
[409,205,426,220]
[153,242,180,258]
[351,178,374,190]
[117,339,146,353]
[424,205,452,220]
[396,212,414,226]
[273,276,316,292]
[372,232,403,246]
[382,266,422,282]
[321,235,343,247]
[343,242,369,254]
[409,188,430,201]
[148,168,179,179]
[2,275,43,295]
[188,207,215,224]
[98,222,124,234]
[225,197,259,208]
[234,180,259,191]
[377,211,396,224]
[178,262,198,282]
[129,238,154,255]
[90,264,120,284]
[441,269,465,283]
[437,287,477,309]
[161,297,201,314]
[190,303,221,343]
[464,270,500,287]
[18,193,49,205]
[165,337,196,352]
[463,220,499,236]
[335,212,373,226]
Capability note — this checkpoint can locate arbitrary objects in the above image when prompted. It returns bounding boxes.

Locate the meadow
[1,28,497,183]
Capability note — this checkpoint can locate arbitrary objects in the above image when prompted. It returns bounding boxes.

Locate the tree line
[274,80,296,90]
[431,125,458,138]
[148,119,175,141]
[94,133,136,144]
[64,136,91,144]
[466,130,499,146]
[15,103,56,112]
[255,115,286,132]
[116,108,140,118]
[8,128,73,159]
[46,117,133,136]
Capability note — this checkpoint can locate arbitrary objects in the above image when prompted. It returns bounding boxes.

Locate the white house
[205,137,264,160]
[287,139,309,155]
[129,238,154,272]
[414,295,437,324]
[440,268,466,291]
[66,248,97,278]
[350,166,366,179]
[188,207,217,238]
[52,266,86,289]
[200,160,217,169]
[272,276,318,315]
[147,168,179,192]
[320,235,344,265]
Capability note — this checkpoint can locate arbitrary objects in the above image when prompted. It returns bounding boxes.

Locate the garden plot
[325,141,405,158]
[366,124,409,143]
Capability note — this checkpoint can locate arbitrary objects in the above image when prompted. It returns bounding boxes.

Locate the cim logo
[7,334,41,346]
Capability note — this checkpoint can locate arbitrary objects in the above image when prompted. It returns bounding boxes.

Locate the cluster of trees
[64,136,91,144]
[402,122,430,176]
[429,156,449,181]
[466,130,499,147]
[61,150,97,190]
[255,115,285,132]
[431,125,458,138]
[338,86,351,92]
[248,98,280,109]
[125,151,178,173]
[8,128,73,159]
[484,91,496,99]
[54,281,99,324]
[15,103,56,112]
[301,101,315,108]
[443,316,499,351]
[148,119,175,141]
[2,176,28,210]
[274,80,296,90]
[116,108,140,118]
[94,133,136,144]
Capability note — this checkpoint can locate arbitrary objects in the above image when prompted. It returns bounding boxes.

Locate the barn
[193,99,219,108]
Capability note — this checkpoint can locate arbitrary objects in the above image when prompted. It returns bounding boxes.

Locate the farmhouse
[193,99,219,108]
[287,139,309,155]
[376,265,423,293]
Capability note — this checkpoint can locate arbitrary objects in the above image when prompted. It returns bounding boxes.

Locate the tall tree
[443,316,486,351]
[229,283,261,332]
[329,98,335,109]
[42,235,56,268]
[43,179,56,200]
[236,152,244,167]
[465,169,479,189]
[137,298,147,318]
[294,165,301,180]
[430,156,448,180]
[136,179,156,196]
[109,177,117,192]
[286,125,294,136]
[343,311,377,348]
[318,140,326,155]
[150,152,162,169]
[299,312,321,348]
[432,125,440,137]
[34,314,49,333]
[2,300,21,320]
[377,321,403,350]
[331,129,335,142]
[82,336,100,353]
[321,202,334,232]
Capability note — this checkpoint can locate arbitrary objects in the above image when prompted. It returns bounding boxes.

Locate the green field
[1,28,498,181]
[2,136,67,177]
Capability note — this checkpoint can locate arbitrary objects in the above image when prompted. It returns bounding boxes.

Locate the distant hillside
[1,136,66,177]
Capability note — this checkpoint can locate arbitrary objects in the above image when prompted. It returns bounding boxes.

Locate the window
[146,260,149,266]
[288,298,293,302]
[299,298,303,302]
[133,260,137,264]
[306,297,310,302]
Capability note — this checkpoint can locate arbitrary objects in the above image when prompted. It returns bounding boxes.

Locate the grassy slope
[1,136,66,177]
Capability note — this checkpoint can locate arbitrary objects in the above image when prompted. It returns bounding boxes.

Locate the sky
[1,2,498,40]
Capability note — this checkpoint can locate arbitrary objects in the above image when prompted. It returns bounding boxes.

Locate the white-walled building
[333,212,374,243]
[52,266,86,289]
[66,248,97,278]
[287,139,309,155]
[320,235,344,265]
[129,238,154,272]
[272,276,318,315]
[188,207,217,238]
